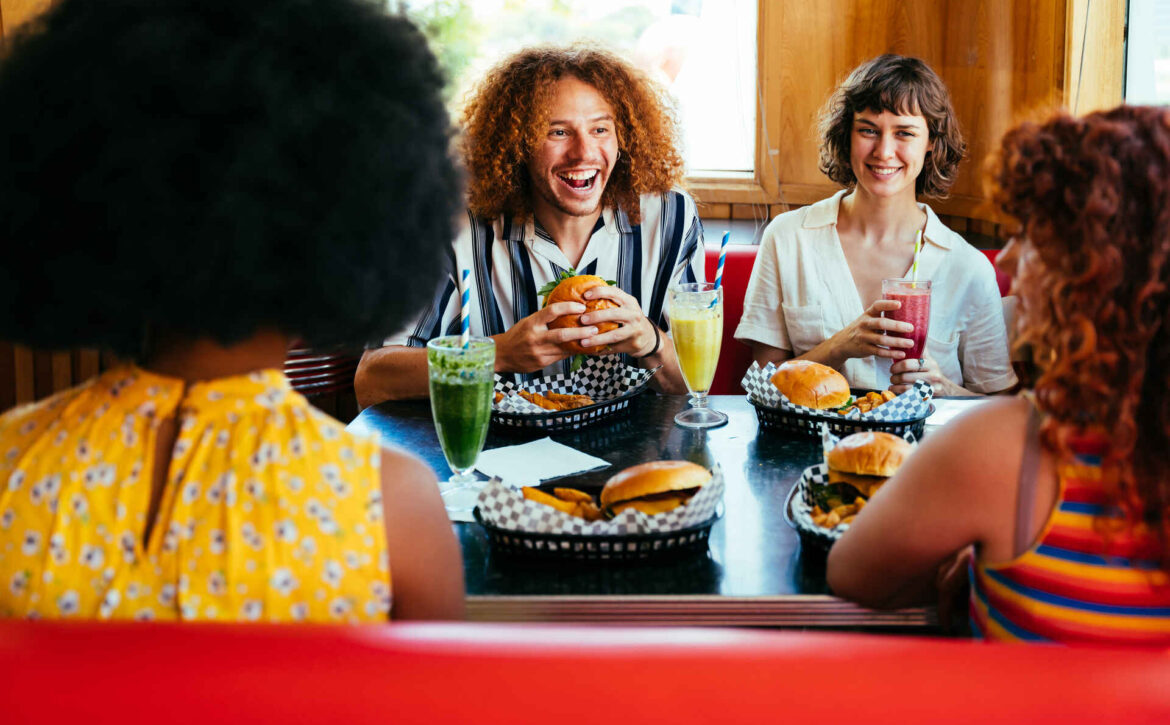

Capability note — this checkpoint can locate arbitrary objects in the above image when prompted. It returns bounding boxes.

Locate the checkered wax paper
[476,465,724,535]
[493,357,657,414]
[789,463,850,540]
[792,424,921,541]
[741,361,933,422]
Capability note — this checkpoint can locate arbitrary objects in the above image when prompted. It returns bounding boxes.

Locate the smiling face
[526,76,619,224]
[849,108,933,202]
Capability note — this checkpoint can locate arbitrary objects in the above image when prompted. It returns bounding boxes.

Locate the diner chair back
[3,620,1169,724]
[283,344,361,421]
[977,248,1031,388]
[703,243,757,395]
[978,248,1012,298]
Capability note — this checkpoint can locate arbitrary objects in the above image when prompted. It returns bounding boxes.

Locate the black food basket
[473,507,716,563]
[491,386,646,433]
[783,475,841,553]
[753,397,933,440]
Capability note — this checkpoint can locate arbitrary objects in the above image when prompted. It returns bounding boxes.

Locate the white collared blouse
[734,190,1016,393]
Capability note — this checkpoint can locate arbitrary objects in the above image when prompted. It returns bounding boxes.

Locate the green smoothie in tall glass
[430,376,493,470]
[426,336,495,487]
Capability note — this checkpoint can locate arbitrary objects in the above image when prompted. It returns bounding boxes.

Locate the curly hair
[818,54,966,199]
[0,0,459,357]
[992,105,1170,564]
[460,45,684,224]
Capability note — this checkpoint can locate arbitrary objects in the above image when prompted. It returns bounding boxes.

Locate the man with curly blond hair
[357,46,703,404]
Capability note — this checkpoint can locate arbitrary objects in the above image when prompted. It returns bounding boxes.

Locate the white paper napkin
[926,397,992,429]
[474,437,611,487]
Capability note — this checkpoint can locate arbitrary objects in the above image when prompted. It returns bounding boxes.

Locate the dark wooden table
[349,393,935,629]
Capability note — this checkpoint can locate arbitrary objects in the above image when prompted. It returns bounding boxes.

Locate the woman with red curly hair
[358,46,703,403]
[828,105,1170,645]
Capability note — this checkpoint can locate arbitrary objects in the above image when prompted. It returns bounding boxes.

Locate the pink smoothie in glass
[883,281,931,359]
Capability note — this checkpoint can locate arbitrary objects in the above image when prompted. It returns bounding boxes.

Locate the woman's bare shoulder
[919,395,1033,493]
[378,445,437,493]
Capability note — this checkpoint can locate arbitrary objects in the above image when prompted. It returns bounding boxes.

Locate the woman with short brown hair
[736,54,1014,396]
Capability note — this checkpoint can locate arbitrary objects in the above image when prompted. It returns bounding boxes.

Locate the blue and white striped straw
[713,230,730,291]
[459,269,471,349]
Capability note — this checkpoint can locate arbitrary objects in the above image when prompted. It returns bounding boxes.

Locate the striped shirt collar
[520,210,613,271]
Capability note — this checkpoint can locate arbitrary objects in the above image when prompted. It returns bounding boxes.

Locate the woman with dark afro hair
[829,106,1170,645]
[0,0,465,621]
[735,55,1015,396]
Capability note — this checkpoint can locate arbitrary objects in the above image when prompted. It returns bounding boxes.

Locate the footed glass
[427,336,495,515]
[667,283,728,429]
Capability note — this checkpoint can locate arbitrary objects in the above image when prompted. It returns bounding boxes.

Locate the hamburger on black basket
[811,431,913,512]
[769,360,850,409]
[600,460,711,517]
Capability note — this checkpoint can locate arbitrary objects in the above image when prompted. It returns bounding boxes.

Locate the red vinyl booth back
[980,248,1012,297]
[704,244,756,394]
[3,620,1168,724]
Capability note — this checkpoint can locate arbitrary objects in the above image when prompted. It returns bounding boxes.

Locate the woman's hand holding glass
[890,355,964,395]
[821,300,915,366]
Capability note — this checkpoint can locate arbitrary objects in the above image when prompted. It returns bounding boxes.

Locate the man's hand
[576,284,657,356]
[493,301,594,373]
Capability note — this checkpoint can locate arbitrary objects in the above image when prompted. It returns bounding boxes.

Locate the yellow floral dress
[0,366,389,622]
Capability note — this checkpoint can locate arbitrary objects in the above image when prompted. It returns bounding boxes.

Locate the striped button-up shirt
[385,190,704,381]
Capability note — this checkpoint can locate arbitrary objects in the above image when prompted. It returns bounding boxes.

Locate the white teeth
[870,167,899,176]
[559,170,598,181]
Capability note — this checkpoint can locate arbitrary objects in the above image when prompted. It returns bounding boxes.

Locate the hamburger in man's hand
[600,460,711,517]
[538,271,619,355]
[770,360,851,410]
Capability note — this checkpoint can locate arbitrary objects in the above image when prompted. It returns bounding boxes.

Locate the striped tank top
[970,429,1170,644]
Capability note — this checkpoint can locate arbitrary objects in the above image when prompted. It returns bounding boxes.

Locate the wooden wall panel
[695,202,731,221]
[763,0,1081,220]
[32,350,53,401]
[704,0,1127,222]
[77,349,101,383]
[0,345,106,413]
[0,0,52,40]
[12,346,34,406]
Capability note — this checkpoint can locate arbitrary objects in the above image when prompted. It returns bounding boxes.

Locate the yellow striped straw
[911,229,923,288]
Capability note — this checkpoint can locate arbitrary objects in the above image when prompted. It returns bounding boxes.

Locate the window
[1126,0,1170,104]
[396,0,758,176]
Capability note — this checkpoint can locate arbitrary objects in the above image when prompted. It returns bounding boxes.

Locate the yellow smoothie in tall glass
[670,308,722,394]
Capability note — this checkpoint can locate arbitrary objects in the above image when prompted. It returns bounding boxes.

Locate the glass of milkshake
[667,283,728,429]
[881,278,932,360]
[426,336,495,515]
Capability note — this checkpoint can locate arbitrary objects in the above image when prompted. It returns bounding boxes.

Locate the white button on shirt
[734,190,1016,393]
